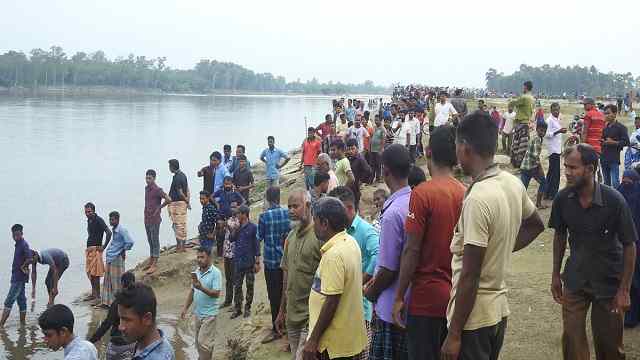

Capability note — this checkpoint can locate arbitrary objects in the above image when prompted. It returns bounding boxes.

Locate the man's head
[339,113,346,123]
[316,153,332,173]
[288,189,312,228]
[266,186,281,206]
[354,119,362,128]
[550,102,560,118]
[523,81,533,93]
[508,104,514,112]
[408,165,427,189]
[536,120,548,138]
[346,138,359,158]
[307,127,316,140]
[223,144,232,158]
[169,159,180,173]
[454,89,463,97]
[121,271,136,289]
[604,104,618,123]
[238,154,247,169]
[210,151,222,168]
[313,197,349,242]
[223,176,234,192]
[145,169,157,186]
[327,186,357,225]
[11,224,23,242]
[237,205,250,223]
[200,190,210,206]
[108,211,120,227]
[373,189,389,210]
[117,283,158,343]
[439,92,448,104]
[38,304,75,351]
[314,171,330,195]
[583,97,595,111]
[563,144,598,189]
[456,112,498,175]
[635,116,640,130]
[477,99,486,111]
[84,202,95,218]
[330,140,346,160]
[348,99,353,106]
[267,136,275,149]
[196,246,212,270]
[381,144,412,186]
[374,114,382,127]
[428,124,457,174]
[325,114,332,123]
[236,145,246,157]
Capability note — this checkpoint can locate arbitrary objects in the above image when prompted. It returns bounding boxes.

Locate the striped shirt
[257,205,291,270]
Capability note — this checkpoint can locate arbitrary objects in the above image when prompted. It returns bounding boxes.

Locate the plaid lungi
[510,124,530,168]
[370,316,408,360]
[101,255,124,306]
[168,201,188,241]
[85,246,105,277]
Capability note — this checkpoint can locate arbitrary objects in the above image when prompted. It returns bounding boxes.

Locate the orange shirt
[302,139,322,166]
[584,109,605,154]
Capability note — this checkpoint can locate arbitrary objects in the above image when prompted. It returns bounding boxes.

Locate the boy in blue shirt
[1,224,31,327]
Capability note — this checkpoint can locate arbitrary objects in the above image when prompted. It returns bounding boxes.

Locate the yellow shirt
[308,231,367,358]
[447,168,535,330]
[334,158,352,187]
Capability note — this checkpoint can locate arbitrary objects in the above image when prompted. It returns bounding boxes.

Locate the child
[520,120,548,209]
[371,188,389,232]
[408,165,427,189]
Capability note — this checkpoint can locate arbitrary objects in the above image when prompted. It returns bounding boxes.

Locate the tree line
[0,46,387,94]
[486,64,638,97]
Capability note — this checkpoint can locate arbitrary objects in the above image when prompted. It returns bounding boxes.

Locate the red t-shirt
[316,122,332,140]
[302,139,322,166]
[583,109,605,154]
[405,177,465,317]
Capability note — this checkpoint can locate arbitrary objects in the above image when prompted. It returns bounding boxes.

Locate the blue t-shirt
[12,239,31,283]
[193,265,222,319]
[260,148,288,180]
[213,189,244,219]
[346,215,379,321]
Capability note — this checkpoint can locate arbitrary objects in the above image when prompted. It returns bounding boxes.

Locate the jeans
[264,268,283,332]
[233,266,255,312]
[303,166,315,191]
[145,223,160,258]
[223,257,235,305]
[266,177,280,188]
[4,282,27,312]
[370,152,382,181]
[601,160,620,188]
[406,315,447,360]
[520,167,546,194]
[409,145,417,163]
[545,153,561,199]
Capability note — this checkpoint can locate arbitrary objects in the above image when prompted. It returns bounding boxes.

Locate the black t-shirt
[601,121,629,164]
[87,214,109,247]
[169,170,189,202]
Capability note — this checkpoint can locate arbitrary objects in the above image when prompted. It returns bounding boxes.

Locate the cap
[582,98,595,105]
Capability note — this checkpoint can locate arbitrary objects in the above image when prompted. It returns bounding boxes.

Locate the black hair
[429,124,457,168]
[109,211,120,220]
[223,144,232,151]
[564,144,598,173]
[115,283,157,322]
[266,186,281,204]
[331,139,346,151]
[340,113,346,118]
[536,121,548,130]
[168,159,180,171]
[197,246,212,257]
[478,99,485,105]
[223,176,233,182]
[121,271,136,288]
[605,104,618,114]
[550,102,560,111]
[314,172,330,187]
[236,144,246,152]
[200,190,211,197]
[238,204,250,215]
[308,127,315,132]
[238,154,247,161]
[84,202,96,211]
[38,304,74,333]
[456,112,498,158]
[11,224,23,232]
[454,89,463,96]
[524,81,533,91]
[346,138,359,148]
[146,169,157,178]
[408,165,427,188]
[267,136,275,141]
[210,151,222,161]
[328,186,356,205]
[313,197,349,232]
[325,114,333,121]
[381,144,412,178]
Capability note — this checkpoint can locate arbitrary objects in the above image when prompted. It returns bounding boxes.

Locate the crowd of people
[2,80,640,360]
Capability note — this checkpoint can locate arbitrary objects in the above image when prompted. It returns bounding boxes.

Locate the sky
[1,0,639,87]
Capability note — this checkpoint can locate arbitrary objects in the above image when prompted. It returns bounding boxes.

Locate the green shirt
[509,93,535,124]
[335,157,352,186]
[370,127,386,153]
[281,222,322,328]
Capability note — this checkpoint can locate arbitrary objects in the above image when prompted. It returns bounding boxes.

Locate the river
[0,93,363,359]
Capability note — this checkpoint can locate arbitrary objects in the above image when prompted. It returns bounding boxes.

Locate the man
[370,114,387,182]
[544,103,567,200]
[213,177,245,256]
[550,144,637,360]
[117,283,175,359]
[601,104,630,187]
[233,154,255,204]
[441,112,545,360]
[346,138,372,209]
[144,169,171,275]
[581,97,606,156]
[222,203,241,308]
[346,119,369,154]
[38,304,97,359]
[330,139,355,188]
[100,211,134,308]
[364,144,412,360]
[302,127,322,190]
[276,189,322,360]
[223,144,234,172]
[501,104,516,154]
[198,190,218,250]
[198,152,230,195]
[257,187,291,343]
[303,197,367,360]
[181,247,222,360]
[168,159,190,253]
[520,121,549,209]
[260,136,291,187]
[230,205,261,319]
[406,112,421,163]
[30,248,70,307]
[346,99,356,123]
[90,272,136,360]
[337,113,349,138]
[509,81,536,168]
[329,186,379,357]
[228,145,251,175]
[392,125,465,360]
[1,224,31,327]
[84,202,111,302]
[317,114,334,153]
[450,89,468,120]
[310,171,330,206]
[316,153,338,192]
[434,92,459,128]
[477,100,489,114]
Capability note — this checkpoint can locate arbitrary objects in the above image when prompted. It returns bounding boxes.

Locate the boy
[232,155,255,204]
[520,120,548,209]
[1,224,31,327]
[230,205,261,319]
[198,190,219,251]
[39,304,98,359]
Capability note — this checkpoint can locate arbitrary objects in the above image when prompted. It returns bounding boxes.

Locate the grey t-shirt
[38,248,67,267]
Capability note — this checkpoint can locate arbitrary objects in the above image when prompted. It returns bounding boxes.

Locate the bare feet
[145,264,158,275]
[82,295,96,302]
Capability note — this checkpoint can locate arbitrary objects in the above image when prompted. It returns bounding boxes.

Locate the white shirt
[544,114,563,155]
[502,111,516,134]
[434,102,458,127]
[407,118,420,145]
[396,121,416,146]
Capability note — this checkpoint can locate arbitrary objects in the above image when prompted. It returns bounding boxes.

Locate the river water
[0,93,350,359]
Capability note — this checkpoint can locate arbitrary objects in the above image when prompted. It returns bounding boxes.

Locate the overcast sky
[2,0,638,87]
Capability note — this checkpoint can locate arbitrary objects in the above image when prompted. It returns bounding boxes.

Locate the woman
[617,169,640,327]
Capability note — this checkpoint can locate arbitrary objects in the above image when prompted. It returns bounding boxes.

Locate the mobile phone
[190,272,197,281]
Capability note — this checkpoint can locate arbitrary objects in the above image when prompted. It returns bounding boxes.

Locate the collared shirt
[346,106,356,122]
[370,126,386,153]
[212,164,230,195]
[434,102,458,127]
[308,231,367,358]
[549,182,637,298]
[193,265,222,319]
[261,147,289,180]
[601,121,630,164]
[145,183,166,225]
[86,214,109,248]
[223,155,233,172]
[450,97,468,118]
[133,329,175,360]
[302,139,322,166]
[544,114,563,155]
[213,189,244,219]
[169,170,189,202]
[11,238,31,283]
[346,215,379,322]
[374,186,411,324]
[105,224,134,264]
[258,205,290,270]
[232,222,260,270]
[281,222,322,328]
[64,336,98,360]
[199,203,219,238]
[335,158,352,187]
[520,136,543,171]
[509,93,535,124]
[233,166,254,202]
[228,157,251,175]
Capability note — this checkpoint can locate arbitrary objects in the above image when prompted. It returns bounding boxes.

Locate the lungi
[85,247,105,277]
[510,123,530,168]
[101,255,124,306]
[168,201,188,242]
